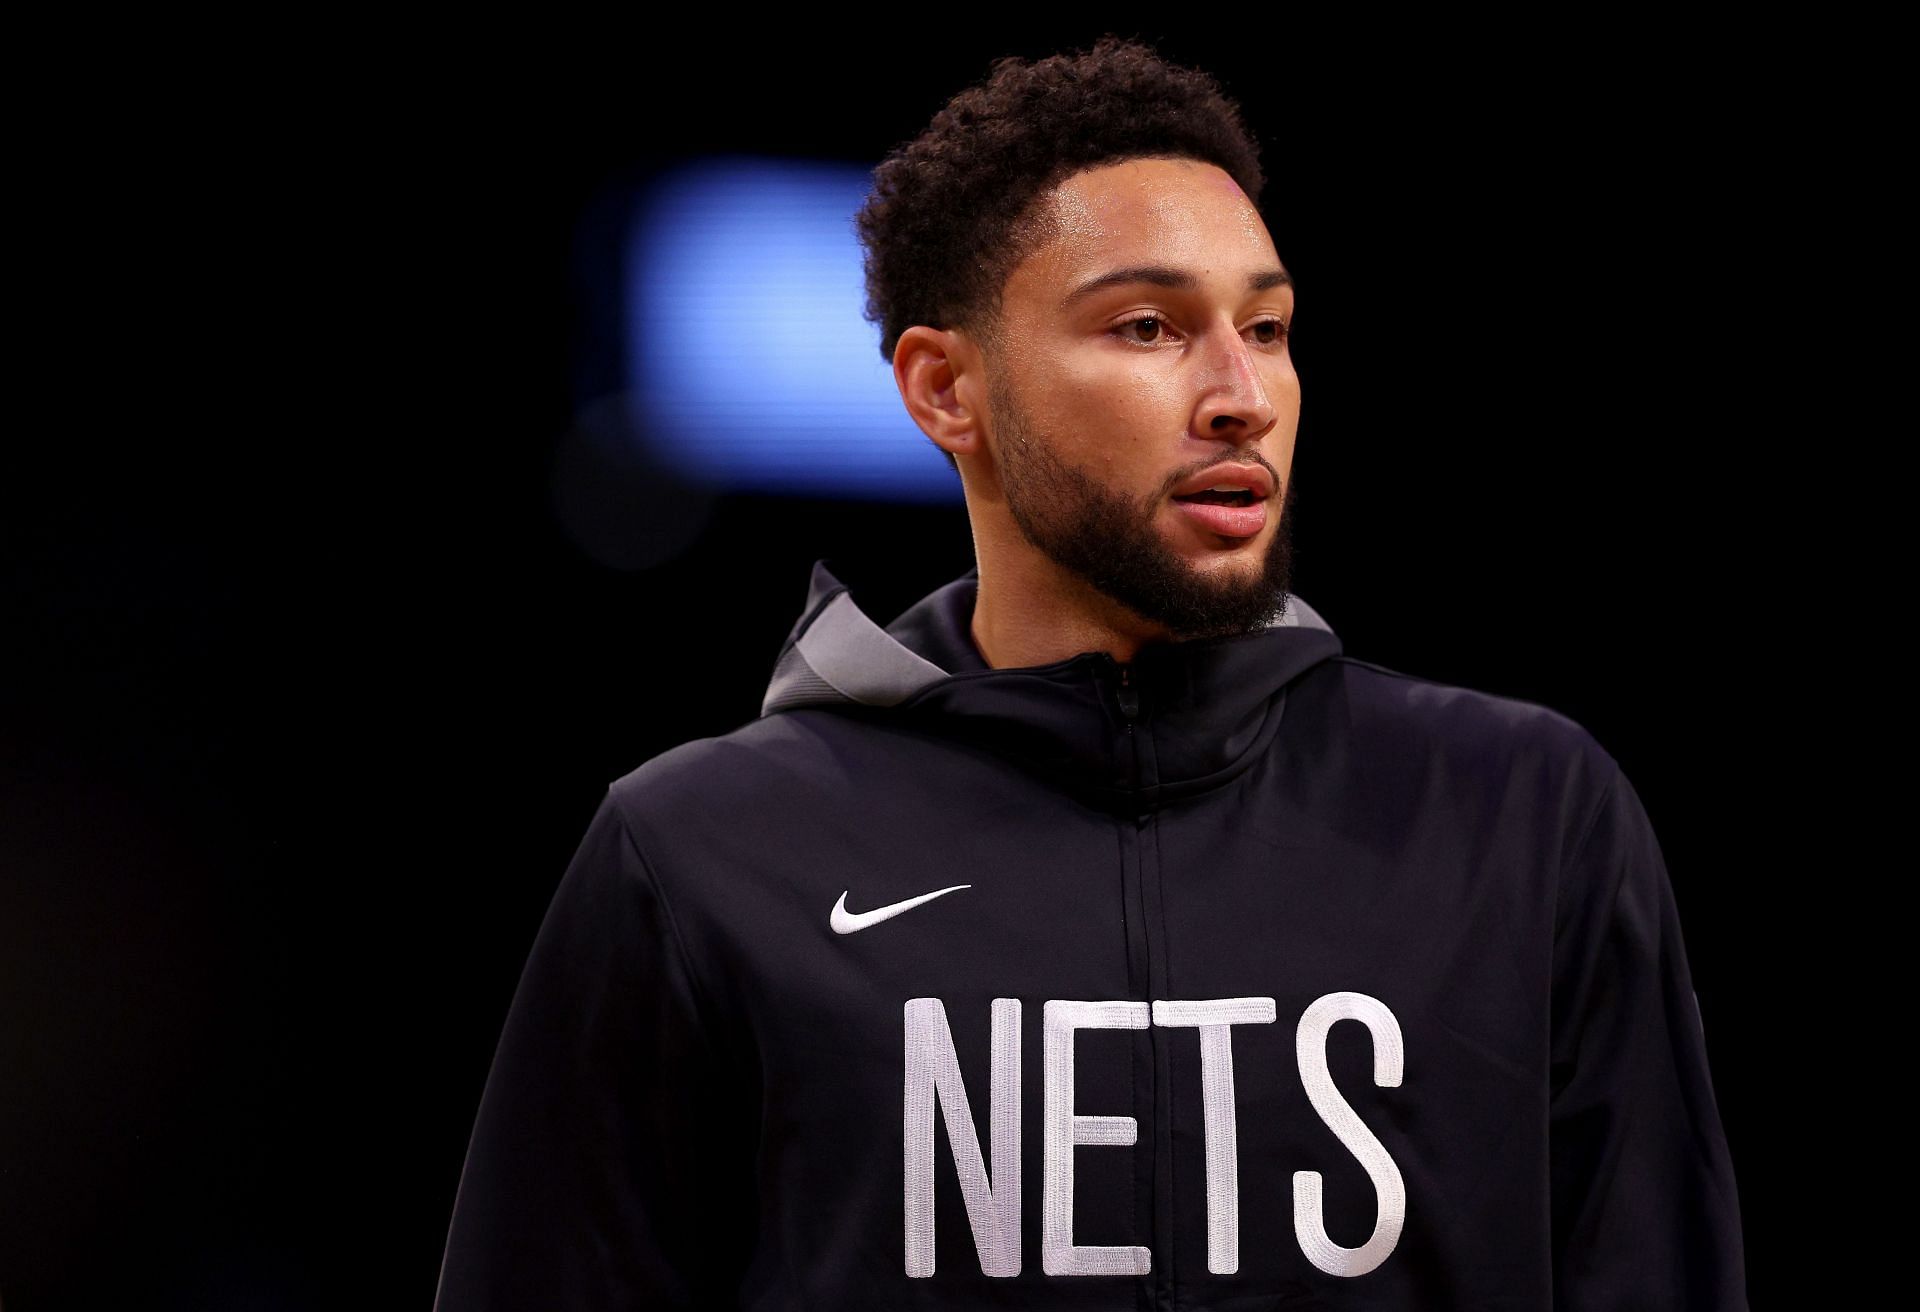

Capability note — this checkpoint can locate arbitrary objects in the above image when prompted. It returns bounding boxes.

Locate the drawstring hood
[761,558,1344,810]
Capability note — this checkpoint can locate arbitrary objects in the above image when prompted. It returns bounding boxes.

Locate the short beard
[989,374,1295,642]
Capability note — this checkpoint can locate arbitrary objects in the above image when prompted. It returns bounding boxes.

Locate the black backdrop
[3,20,1815,1308]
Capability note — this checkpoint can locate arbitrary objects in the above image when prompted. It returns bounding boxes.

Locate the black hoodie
[434,559,1748,1310]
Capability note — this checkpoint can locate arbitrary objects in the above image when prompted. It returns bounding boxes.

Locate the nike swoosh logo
[830,884,972,935]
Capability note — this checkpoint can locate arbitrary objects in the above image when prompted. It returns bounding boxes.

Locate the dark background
[3,20,1824,1308]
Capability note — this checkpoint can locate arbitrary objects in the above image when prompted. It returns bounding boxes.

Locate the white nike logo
[830,884,972,935]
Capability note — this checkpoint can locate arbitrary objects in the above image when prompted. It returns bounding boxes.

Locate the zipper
[1109,655,1169,1305]
[1116,660,1141,722]
[1110,656,1142,772]
[1110,658,1149,827]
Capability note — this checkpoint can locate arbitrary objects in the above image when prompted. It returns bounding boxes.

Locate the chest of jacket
[631,710,1564,1308]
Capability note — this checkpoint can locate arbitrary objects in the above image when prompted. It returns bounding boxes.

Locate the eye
[1114,314,1173,346]
[1110,314,1290,348]
[1249,317,1290,346]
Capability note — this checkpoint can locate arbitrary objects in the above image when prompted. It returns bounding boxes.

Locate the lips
[1169,463,1274,540]
[1173,496,1267,539]
[1170,463,1275,502]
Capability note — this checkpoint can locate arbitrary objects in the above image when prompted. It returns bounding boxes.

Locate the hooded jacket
[434,558,1748,1311]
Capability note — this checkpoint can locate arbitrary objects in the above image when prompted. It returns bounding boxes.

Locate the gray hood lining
[761,561,1335,717]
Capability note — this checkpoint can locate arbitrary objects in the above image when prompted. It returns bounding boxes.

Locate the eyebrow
[1059,264,1293,312]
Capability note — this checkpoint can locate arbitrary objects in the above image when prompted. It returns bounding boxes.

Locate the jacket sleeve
[434,789,755,1311]
[1549,763,1749,1310]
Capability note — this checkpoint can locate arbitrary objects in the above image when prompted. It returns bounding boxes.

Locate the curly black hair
[855,35,1266,465]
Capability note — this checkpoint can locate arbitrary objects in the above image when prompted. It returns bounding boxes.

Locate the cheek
[1043,361,1169,449]
[1266,363,1303,425]
[1078,381,1177,485]
[1059,361,1188,439]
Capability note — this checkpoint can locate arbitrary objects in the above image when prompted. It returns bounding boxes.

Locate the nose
[1191,321,1278,442]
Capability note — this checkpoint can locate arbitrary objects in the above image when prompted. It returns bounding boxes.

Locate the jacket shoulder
[1308,653,1620,793]
[604,709,859,825]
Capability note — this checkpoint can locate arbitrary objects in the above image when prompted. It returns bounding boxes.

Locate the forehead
[1012,156,1280,299]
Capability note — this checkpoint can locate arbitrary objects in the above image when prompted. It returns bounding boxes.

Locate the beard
[988,373,1295,642]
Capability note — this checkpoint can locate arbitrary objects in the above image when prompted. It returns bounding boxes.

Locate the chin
[1181,529,1268,559]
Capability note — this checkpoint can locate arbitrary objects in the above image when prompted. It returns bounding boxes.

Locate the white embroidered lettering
[1293,991,1406,1277]
[903,997,1022,1277]
[1151,997,1278,1274]
[1042,999,1153,1276]
[899,992,1408,1283]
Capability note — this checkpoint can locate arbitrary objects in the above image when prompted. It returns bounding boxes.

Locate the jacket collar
[761,558,1343,809]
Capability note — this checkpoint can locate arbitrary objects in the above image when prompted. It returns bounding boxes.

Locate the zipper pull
[1115,661,1140,721]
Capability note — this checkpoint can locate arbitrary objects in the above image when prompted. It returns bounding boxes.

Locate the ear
[892,325,986,462]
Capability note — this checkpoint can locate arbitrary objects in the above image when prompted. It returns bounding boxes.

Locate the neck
[965,523,1170,671]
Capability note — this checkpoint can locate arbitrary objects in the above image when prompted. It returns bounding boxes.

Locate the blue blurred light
[624,157,962,501]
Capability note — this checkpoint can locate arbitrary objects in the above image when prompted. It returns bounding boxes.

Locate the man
[435,36,1748,1310]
